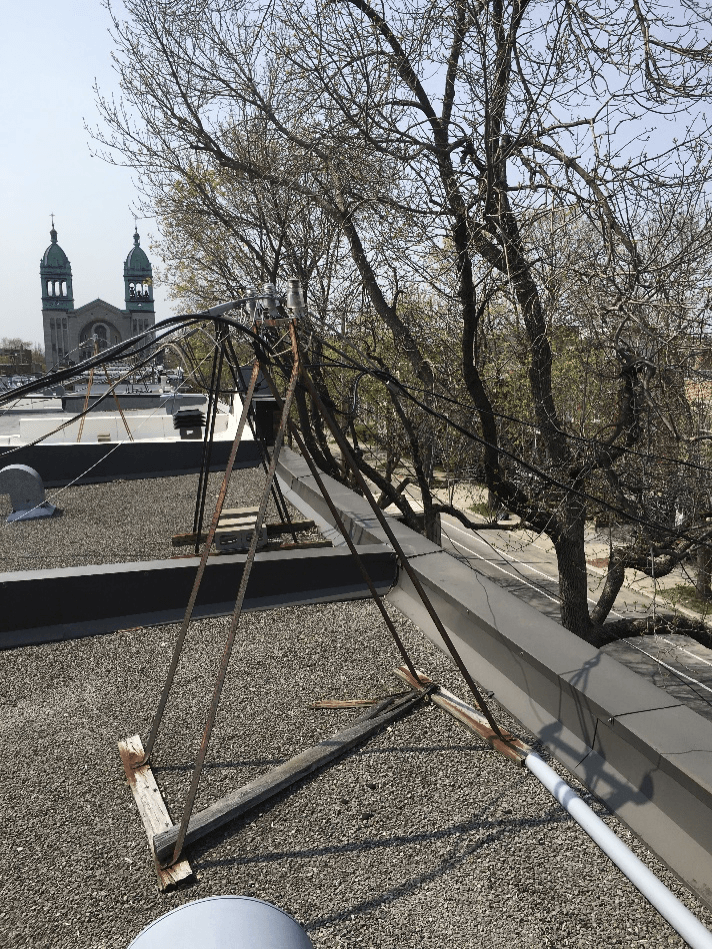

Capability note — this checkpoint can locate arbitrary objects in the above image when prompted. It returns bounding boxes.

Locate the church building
[41,223,156,368]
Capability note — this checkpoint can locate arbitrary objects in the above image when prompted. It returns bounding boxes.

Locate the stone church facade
[40,224,156,369]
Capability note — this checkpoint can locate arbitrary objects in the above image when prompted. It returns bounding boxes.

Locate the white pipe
[525,752,712,949]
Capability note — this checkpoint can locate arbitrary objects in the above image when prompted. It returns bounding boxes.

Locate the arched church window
[94,325,108,351]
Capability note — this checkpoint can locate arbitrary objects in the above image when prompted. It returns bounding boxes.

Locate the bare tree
[95,0,712,642]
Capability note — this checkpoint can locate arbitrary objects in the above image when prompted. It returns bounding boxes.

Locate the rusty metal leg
[103,364,133,441]
[223,334,296,539]
[299,365,504,739]
[288,423,424,683]
[77,341,98,443]
[140,361,261,765]
[169,328,301,866]
[194,330,225,552]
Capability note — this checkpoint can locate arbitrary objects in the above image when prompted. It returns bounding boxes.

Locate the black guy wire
[222,334,297,539]
[193,326,224,547]
[12,309,712,559]
[296,330,712,556]
[312,335,712,478]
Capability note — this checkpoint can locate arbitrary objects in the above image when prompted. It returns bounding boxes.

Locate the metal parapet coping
[276,447,712,910]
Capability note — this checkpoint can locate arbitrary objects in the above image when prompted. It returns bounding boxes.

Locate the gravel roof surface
[2,471,712,947]
[2,597,712,949]
[0,467,289,571]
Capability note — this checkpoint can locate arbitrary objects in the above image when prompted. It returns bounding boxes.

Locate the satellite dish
[128,896,313,949]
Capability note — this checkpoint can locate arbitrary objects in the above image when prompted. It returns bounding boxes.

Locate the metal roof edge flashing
[275,447,712,909]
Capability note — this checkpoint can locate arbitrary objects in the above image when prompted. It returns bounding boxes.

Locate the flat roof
[1,475,712,945]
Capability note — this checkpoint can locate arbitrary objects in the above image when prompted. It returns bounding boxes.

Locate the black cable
[223,334,297,540]
[0,310,269,407]
[0,319,200,407]
[311,334,712,478]
[0,326,187,459]
[192,328,222,546]
[13,307,711,557]
[293,329,712,555]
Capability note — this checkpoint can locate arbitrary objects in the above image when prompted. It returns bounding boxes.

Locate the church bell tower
[41,221,74,368]
[124,229,154,312]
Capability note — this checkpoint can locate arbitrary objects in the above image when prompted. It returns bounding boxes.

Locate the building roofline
[74,298,128,316]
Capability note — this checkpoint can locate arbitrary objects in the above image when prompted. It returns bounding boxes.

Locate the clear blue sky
[0,0,169,347]
[0,1,693,351]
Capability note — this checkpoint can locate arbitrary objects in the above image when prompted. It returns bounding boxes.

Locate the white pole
[525,752,712,949]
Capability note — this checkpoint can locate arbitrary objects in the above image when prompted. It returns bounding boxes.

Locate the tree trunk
[552,515,596,641]
[423,508,441,545]
[590,557,626,626]
[697,546,712,599]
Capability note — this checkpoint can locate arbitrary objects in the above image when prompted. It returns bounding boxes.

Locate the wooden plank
[393,667,532,765]
[153,690,427,864]
[171,520,316,547]
[118,734,194,890]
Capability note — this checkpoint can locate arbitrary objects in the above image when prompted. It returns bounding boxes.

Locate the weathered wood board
[393,667,532,765]
[153,690,427,864]
[118,734,194,890]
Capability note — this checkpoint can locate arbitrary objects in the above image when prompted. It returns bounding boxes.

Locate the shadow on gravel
[299,810,568,933]
[195,807,569,874]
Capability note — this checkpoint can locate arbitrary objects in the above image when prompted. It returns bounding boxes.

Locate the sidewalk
[383,474,712,628]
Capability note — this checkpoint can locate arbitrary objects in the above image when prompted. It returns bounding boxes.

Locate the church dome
[124,227,154,312]
[124,228,152,275]
[41,226,71,273]
[40,223,74,313]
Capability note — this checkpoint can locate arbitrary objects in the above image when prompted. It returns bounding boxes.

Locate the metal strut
[76,341,98,443]
[168,322,302,866]
[136,319,461,870]
[223,333,297,542]
[193,322,226,552]
[139,359,261,765]
[258,361,423,686]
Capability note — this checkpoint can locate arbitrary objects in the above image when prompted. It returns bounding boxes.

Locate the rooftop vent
[173,408,206,440]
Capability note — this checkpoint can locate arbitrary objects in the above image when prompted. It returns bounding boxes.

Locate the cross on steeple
[50,212,55,228]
